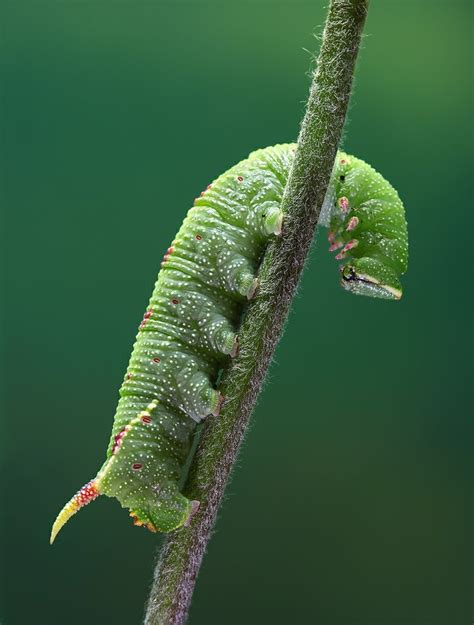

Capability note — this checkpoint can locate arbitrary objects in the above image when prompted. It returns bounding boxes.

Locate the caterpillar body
[51,144,408,542]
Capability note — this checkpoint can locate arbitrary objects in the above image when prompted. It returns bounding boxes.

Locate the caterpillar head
[328,152,407,300]
[340,257,402,300]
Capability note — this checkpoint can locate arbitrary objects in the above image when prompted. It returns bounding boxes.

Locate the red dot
[152,357,161,363]
[237,176,244,182]
[141,416,152,424]
[171,298,179,305]
[195,234,202,240]
[132,463,143,470]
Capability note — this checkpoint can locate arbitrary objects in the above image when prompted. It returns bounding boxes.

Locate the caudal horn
[50,480,101,544]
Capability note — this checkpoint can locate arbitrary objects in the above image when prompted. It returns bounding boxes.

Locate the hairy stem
[144,2,369,623]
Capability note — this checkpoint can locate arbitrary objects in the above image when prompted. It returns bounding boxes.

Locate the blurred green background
[1,1,471,624]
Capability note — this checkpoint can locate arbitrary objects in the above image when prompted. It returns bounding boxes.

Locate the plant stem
[144,2,369,623]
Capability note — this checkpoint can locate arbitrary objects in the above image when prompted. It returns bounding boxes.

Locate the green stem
[144,2,369,623]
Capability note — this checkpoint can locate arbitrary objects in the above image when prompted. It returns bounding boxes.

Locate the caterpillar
[50,144,408,542]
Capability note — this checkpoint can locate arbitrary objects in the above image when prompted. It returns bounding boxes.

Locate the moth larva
[51,144,408,542]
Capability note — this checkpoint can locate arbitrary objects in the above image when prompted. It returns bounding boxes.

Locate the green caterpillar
[50,144,408,542]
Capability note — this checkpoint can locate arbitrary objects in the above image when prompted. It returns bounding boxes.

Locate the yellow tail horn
[50,480,100,544]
